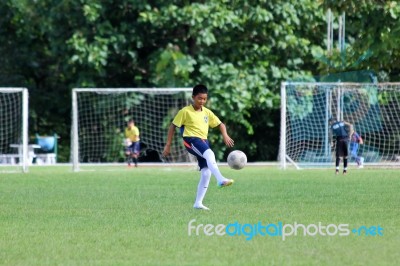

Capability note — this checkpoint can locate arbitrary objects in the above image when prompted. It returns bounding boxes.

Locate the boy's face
[128,122,134,128]
[192,93,207,109]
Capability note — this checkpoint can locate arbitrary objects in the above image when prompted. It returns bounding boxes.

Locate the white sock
[203,149,226,183]
[194,168,211,206]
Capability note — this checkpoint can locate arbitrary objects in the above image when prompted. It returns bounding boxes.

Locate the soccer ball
[227,150,247,170]
[123,138,132,147]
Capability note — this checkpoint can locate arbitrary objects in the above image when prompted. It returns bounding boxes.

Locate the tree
[138,0,326,159]
[1,1,399,162]
[315,1,400,80]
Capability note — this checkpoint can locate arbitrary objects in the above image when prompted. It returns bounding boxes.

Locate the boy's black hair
[192,84,208,96]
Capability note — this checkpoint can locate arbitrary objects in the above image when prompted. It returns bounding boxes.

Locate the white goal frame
[0,88,29,173]
[280,82,400,169]
[71,88,193,171]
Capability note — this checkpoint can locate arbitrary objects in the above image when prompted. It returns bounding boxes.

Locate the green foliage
[317,1,400,80]
[149,44,196,86]
[1,1,400,161]
[138,0,323,159]
[287,88,314,120]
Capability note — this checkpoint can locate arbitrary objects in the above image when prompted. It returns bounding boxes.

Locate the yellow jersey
[172,105,221,139]
[125,126,140,142]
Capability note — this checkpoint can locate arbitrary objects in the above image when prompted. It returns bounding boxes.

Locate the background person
[330,118,352,175]
[349,126,364,168]
[125,119,140,167]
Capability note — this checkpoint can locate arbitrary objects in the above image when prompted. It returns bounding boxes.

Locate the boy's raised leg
[203,149,234,187]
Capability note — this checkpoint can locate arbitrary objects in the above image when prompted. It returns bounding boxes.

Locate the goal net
[71,88,194,171]
[280,82,400,169]
[0,88,29,173]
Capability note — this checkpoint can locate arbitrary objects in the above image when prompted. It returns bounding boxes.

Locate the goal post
[280,82,400,169]
[71,88,193,171]
[0,88,29,173]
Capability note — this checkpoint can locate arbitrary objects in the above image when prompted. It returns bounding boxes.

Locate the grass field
[1,165,399,265]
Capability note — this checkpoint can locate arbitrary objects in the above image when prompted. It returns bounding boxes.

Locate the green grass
[1,165,399,265]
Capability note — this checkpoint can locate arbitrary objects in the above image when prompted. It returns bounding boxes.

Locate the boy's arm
[136,127,140,140]
[343,121,352,126]
[359,135,364,144]
[163,124,177,156]
[343,121,353,140]
[328,124,334,147]
[218,123,234,147]
[124,129,131,143]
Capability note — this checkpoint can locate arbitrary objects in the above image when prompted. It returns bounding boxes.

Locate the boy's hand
[223,135,234,147]
[162,144,171,157]
[218,123,234,147]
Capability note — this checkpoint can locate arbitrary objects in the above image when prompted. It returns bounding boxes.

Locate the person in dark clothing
[330,118,352,175]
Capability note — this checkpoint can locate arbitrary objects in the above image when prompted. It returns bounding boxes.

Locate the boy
[162,84,234,210]
[349,126,364,168]
[330,118,352,175]
[125,119,140,167]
